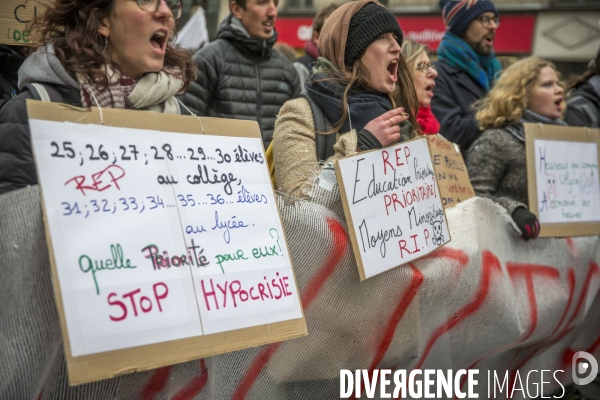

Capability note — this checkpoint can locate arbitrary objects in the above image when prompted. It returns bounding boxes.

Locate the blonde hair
[476,56,558,130]
[401,39,429,71]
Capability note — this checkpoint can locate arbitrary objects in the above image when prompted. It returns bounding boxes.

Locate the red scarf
[417,106,440,135]
[304,39,319,60]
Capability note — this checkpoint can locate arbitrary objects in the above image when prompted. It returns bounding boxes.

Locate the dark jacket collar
[577,81,600,106]
[217,15,277,59]
[436,60,486,98]
[0,45,26,85]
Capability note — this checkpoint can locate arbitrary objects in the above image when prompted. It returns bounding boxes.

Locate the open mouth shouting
[263,18,274,34]
[425,83,435,98]
[150,29,168,55]
[387,58,398,83]
[555,97,564,112]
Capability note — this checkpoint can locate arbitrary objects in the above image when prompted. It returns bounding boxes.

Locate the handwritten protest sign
[0,0,45,45]
[28,100,305,385]
[525,123,600,237]
[335,138,451,280]
[426,134,474,209]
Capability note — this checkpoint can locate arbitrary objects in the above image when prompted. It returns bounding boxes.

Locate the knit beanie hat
[344,2,403,68]
[440,0,498,37]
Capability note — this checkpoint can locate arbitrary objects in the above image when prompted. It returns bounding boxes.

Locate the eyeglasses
[416,61,436,73]
[476,15,500,28]
[137,0,183,19]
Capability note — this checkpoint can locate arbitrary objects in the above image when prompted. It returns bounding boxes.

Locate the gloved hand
[511,207,540,241]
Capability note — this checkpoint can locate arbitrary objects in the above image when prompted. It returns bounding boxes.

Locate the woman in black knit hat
[271,0,419,198]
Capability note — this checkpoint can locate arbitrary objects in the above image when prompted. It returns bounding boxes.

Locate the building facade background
[179,0,600,80]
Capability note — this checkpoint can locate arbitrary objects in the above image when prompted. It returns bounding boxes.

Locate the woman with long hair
[0,0,195,195]
[467,56,566,241]
[271,0,419,198]
[401,39,440,134]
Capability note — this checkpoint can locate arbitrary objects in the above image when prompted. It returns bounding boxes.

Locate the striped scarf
[437,31,501,92]
[79,66,183,114]
[506,109,568,141]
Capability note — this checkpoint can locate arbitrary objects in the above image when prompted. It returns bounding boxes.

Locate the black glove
[357,128,383,151]
[511,207,540,241]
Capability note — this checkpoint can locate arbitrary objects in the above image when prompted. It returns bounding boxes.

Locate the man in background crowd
[293,3,338,91]
[431,0,502,153]
[181,0,300,148]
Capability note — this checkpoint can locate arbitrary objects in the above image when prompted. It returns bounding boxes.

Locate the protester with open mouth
[0,0,195,195]
[401,39,440,134]
[431,0,501,154]
[466,56,566,241]
[271,0,419,199]
[180,0,300,149]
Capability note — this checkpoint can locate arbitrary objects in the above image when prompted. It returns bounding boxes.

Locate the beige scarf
[79,67,183,114]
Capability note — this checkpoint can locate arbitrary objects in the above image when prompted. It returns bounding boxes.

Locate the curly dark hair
[28,0,195,93]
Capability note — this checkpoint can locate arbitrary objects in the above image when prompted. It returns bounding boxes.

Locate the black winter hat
[344,2,403,68]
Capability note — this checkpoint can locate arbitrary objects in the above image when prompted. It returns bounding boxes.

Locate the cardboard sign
[335,138,451,280]
[525,123,600,237]
[425,134,475,209]
[27,100,306,385]
[0,0,45,45]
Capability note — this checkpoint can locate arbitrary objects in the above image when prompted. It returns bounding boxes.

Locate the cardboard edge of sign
[26,100,308,386]
[525,123,600,237]
[334,136,452,281]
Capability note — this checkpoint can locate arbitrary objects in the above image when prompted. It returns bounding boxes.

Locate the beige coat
[272,97,358,198]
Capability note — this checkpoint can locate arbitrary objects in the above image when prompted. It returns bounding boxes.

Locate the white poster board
[27,100,305,385]
[535,140,600,223]
[335,138,451,280]
[525,123,600,237]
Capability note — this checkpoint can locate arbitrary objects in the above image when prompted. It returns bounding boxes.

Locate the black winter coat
[430,60,486,153]
[0,45,25,107]
[0,84,81,195]
[564,81,600,128]
[180,16,300,148]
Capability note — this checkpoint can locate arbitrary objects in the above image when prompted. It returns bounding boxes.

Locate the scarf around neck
[304,39,319,61]
[416,106,440,134]
[438,32,502,92]
[305,58,393,133]
[79,66,183,114]
[506,109,568,141]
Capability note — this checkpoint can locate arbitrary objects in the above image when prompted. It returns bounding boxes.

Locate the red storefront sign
[275,14,535,54]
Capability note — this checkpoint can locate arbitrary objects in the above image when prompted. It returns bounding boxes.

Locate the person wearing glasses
[180,0,300,149]
[401,40,440,134]
[0,0,194,196]
[431,0,502,153]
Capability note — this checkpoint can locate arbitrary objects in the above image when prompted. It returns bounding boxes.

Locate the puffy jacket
[430,60,486,153]
[0,45,26,107]
[564,81,600,128]
[0,84,82,195]
[180,16,300,148]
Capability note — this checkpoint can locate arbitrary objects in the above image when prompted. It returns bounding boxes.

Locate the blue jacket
[431,60,486,152]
